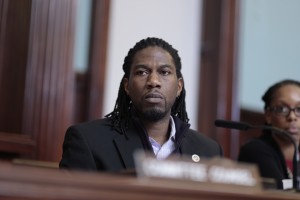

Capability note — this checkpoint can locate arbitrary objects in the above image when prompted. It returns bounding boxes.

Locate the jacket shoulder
[239,136,278,156]
[67,118,118,136]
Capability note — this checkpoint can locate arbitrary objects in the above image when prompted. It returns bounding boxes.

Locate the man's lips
[144,93,163,103]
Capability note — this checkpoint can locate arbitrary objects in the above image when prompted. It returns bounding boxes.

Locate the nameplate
[282,179,293,190]
[134,151,262,189]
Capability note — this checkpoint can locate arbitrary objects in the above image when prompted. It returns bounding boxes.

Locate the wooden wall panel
[0,0,34,158]
[22,0,76,161]
[74,0,110,123]
[0,0,31,133]
[86,0,110,121]
[239,109,265,146]
[198,0,240,159]
[0,0,110,162]
[0,0,76,162]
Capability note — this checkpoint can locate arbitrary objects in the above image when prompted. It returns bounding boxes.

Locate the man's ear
[177,78,183,97]
[123,78,129,95]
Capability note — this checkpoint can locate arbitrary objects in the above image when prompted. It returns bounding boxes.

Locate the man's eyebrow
[159,64,176,70]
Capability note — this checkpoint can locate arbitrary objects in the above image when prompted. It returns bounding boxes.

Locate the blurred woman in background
[238,79,300,190]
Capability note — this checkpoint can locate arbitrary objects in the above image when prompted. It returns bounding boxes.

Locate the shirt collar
[169,116,176,141]
[148,116,176,145]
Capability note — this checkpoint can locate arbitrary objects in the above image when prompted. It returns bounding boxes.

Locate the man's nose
[147,72,161,88]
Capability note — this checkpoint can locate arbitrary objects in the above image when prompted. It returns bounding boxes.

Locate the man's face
[123,46,183,122]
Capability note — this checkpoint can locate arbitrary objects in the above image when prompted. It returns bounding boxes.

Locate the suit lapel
[180,135,205,160]
[113,129,144,169]
[181,137,198,155]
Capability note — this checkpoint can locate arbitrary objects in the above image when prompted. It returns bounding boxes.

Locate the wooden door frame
[198,0,240,158]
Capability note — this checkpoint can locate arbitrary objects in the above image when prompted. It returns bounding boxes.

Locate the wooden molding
[0,132,35,154]
[22,0,76,161]
[86,0,110,120]
[199,0,240,158]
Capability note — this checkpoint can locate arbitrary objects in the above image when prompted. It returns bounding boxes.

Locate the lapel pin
[192,154,200,162]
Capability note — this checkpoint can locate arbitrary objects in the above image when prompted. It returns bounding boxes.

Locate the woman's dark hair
[262,79,300,110]
[105,37,189,130]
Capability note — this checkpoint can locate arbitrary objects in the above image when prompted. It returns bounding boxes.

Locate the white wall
[73,0,92,73]
[103,0,202,130]
[238,0,300,112]
[73,0,300,128]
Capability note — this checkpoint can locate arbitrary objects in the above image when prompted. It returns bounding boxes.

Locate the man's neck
[143,117,171,145]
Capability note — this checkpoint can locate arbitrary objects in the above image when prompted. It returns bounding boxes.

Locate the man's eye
[136,70,148,76]
[295,107,300,113]
[160,70,171,76]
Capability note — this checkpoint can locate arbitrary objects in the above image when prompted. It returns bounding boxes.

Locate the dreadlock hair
[262,79,300,111]
[105,37,189,131]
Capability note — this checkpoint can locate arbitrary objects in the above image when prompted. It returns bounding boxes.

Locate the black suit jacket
[59,116,223,172]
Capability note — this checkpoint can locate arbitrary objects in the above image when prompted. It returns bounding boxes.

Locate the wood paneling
[239,109,265,146]
[22,0,76,161]
[0,0,111,162]
[73,0,110,123]
[86,0,110,120]
[0,0,31,133]
[199,0,240,159]
[0,0,76,162]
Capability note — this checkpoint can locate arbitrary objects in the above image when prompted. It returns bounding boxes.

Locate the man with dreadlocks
[59,37,223,172]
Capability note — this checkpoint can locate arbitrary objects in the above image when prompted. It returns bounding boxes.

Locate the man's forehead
[132,47,174,64]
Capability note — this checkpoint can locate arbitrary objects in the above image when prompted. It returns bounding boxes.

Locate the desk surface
[0,160,299,200]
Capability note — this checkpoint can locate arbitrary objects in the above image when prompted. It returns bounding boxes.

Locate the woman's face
[265,84,300,143]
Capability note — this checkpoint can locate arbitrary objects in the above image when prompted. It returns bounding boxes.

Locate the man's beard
[141,108,167,122]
